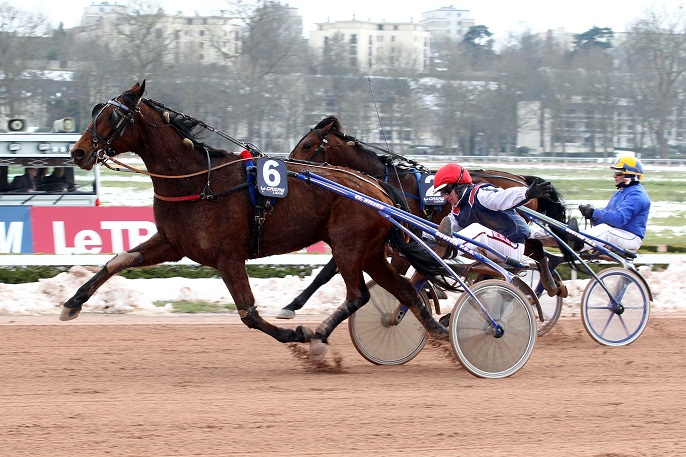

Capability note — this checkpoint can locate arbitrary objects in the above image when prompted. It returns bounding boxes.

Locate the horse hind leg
[366,256,448,338]
[217,261,315,344]
[309,284,371,362]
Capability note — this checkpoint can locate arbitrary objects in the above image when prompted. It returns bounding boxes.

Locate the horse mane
[134,93,227,158]
[321,116,428,173]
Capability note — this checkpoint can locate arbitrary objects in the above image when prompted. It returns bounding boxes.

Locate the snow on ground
[0,259,684,316]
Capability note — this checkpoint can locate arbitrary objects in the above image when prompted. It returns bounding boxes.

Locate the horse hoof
[59,306,81,321]
[295,325,314,342]
[276,309,296,319]
[557,283,569,298]
[309,339,328,362]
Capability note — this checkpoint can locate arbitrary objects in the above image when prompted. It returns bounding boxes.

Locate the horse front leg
[217,260,314,344]
[60,233,183,321]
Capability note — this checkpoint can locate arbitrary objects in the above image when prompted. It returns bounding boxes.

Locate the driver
[432,163,562,297]
[576,156,651,253]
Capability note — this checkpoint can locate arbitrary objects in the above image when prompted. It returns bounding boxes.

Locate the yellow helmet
[610,156,643,182]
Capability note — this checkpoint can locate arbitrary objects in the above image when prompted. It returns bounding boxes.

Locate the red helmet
[433,163,472,192]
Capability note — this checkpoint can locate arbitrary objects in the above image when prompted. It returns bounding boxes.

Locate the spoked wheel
[348,280,432,365]
[449,279,536,378]
[518,268,563,336]
[581,267,650,346]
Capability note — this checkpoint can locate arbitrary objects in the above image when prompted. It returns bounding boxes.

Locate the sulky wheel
[449,279,536,378]
[580,267,650,346]
[348,280,432,365]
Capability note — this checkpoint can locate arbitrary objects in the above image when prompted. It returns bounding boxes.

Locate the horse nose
[70,148,85,162]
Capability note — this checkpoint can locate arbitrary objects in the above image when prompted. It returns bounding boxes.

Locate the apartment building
[309,20,431,73]
[420,6,475,41]
[72,1,242,65]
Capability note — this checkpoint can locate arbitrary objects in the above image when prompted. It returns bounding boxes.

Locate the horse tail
[386,226,460,292]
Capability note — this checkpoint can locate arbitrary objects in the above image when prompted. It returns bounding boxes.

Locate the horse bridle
[292,128,332,162]
[88,96,141,161]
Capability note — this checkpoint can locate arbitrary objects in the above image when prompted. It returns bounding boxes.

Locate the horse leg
[308,261,369,362]
[60,233,183,321]
[277,258,339,319]
[365,256,448,337]
[389,250,411,275]
[216,259,314,344]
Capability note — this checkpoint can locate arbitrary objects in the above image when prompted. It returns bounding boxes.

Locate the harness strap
[239,149,275,257]
[154,182,251,201]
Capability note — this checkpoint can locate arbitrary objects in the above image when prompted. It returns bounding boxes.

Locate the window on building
[200,30,205,37]
[350,34,357,44]
[377,24,383,30]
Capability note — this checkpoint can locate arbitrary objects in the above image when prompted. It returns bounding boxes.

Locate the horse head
[290,115,358,163]
[71,82,148,170]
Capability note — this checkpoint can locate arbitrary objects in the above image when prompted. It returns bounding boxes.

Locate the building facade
[73,1,242,65]
[420,6,475,41]
[309,20,430,73]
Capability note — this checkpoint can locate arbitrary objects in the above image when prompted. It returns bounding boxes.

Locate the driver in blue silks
[575,156,651,253]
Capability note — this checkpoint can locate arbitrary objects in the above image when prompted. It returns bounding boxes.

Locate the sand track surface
[1,314,685,456]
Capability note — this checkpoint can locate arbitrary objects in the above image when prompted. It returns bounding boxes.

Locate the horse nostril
[70,148,85,161]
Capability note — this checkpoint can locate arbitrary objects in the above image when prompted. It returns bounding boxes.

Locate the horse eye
[91,103,105,119]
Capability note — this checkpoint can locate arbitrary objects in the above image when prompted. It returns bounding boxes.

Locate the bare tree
[0,2,50,120]
[113,0,176,82]
[623,5,686,158]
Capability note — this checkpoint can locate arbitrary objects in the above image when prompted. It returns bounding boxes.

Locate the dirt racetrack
[1,313,685,457]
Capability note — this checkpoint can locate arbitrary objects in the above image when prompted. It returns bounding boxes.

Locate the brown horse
[278,115,570,318]
[61,81,453,361]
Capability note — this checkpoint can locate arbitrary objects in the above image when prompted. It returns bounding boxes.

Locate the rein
[101,154,255,202]
[103,154,247,179]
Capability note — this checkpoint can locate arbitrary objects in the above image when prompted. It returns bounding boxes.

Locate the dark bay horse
[61,81,454,361]
[278,115,569,318]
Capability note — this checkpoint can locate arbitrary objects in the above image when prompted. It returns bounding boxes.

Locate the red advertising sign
[31,207,156,254]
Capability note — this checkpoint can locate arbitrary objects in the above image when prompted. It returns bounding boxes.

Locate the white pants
[579,224,642,252]
[455,223,525,262]
[529,222,642,252]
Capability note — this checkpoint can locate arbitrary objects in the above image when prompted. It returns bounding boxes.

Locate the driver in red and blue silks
[432,163,562,296]
[433,163,550,260]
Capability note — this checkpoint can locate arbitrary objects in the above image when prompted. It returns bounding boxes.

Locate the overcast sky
[22,0,685,41]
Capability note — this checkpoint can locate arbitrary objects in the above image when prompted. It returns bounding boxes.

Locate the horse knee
[105,251,143,274]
